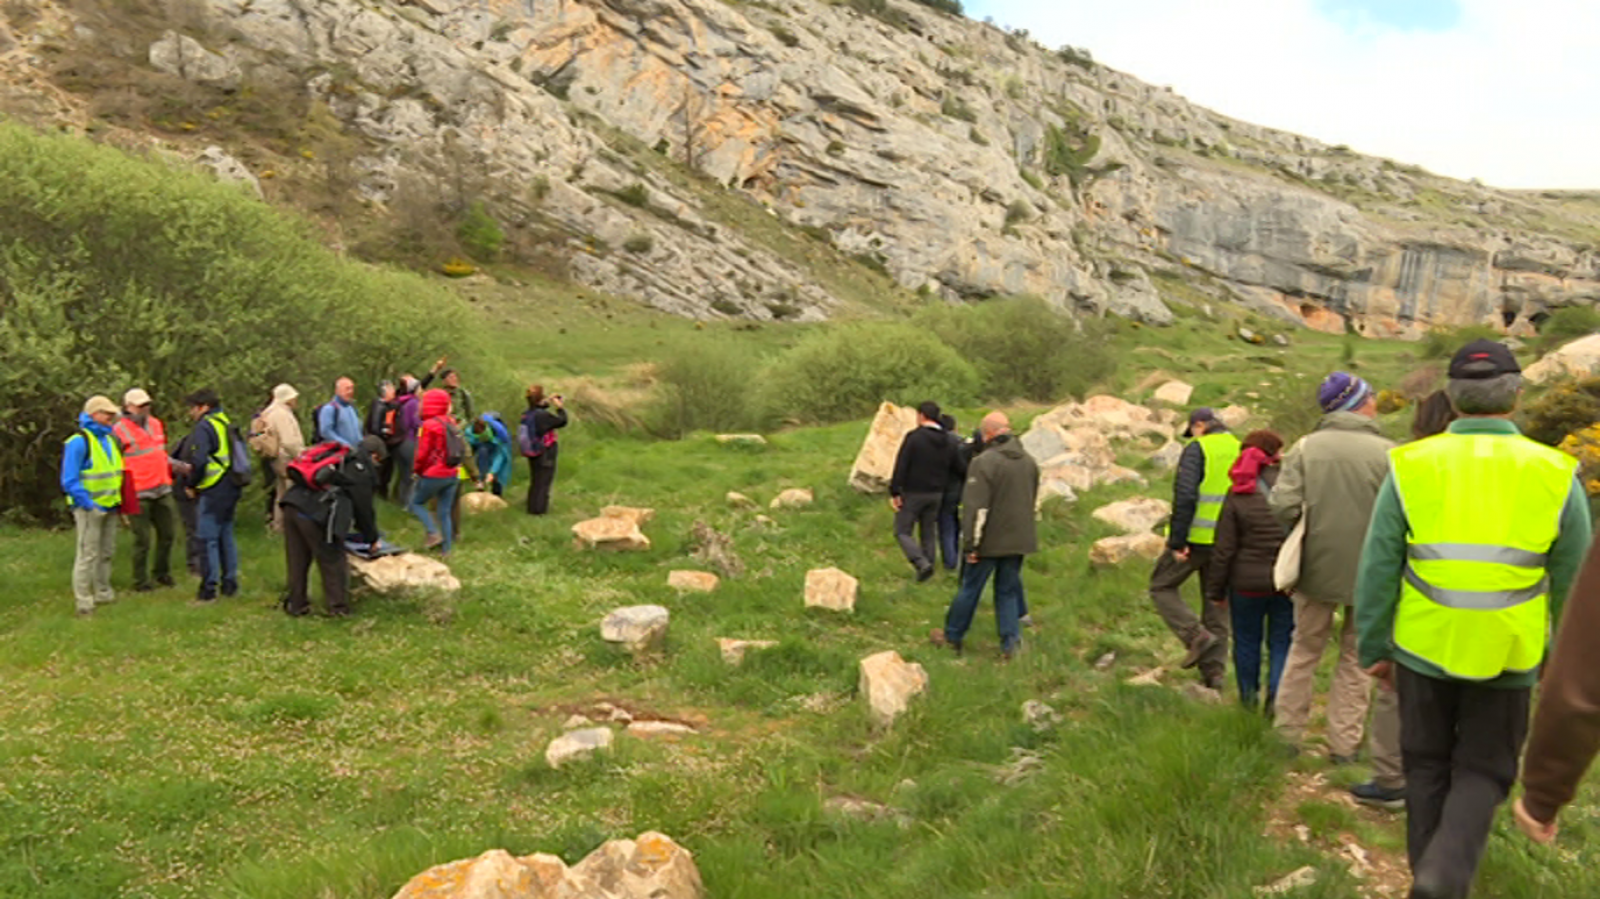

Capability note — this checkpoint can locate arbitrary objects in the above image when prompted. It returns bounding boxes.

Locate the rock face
[390,832,703,899]
[1526,334,1600,384]
[849,403,920,494]
[195,146,262,198]
[460,491,509,515]
[349,552,461,595]
[717,638,779,665]
[601,605,670,652]
[804,567,858,612]
[544,727,615,769]
[1092,498,1172,534]
[769,488,814,510]
[859,650,928,727]
[573,516,651,552]
[1089,533,1167,566]
[1152,380,1194,406]
[148,31,241,91]
[667,571,719,593]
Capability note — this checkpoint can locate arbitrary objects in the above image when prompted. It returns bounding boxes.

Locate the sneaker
[195,587,217,603]
[1180,630,1218,669]
[283,604,310,618]
[1349,781,1406,810]
[928,628,962,656]
[424,533,444,551]
[1019,614,1036,629]
[915,564,935,583]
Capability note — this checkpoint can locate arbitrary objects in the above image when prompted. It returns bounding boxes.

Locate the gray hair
[1447,373,1522,416]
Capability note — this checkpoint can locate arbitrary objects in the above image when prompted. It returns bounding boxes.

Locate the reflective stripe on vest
[68,430,124,510]
[197,414,232,491]
[114,416,171,493]
[1390,431,1576,681]
[1188,433,1242,545]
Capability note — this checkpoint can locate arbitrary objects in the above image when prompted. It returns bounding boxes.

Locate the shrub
[940,95,978,123]
[1375,389,1408,415]
[915,297,1116,403]
[1559,425,1600,496]
[909,0,963,13]
[1521,377,1600,447]
[0,122,474,520]
[769,25,801,47]
[1538,306,1600,352]
[455,201,505,262]
[623,234,655,254]
[755,324,981,425]
[1004,200,1033,227]
[649,344,760,438]
[1421,324,1502,359]
[1257,377,1324,444]
[1057,46,1095,69]
[615,183,650,207]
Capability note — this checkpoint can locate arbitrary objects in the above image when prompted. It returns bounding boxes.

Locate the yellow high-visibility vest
[67,429,123,510]
[1188,432,1241,546]
[1390,431,1577,680]
[196,413,233,491]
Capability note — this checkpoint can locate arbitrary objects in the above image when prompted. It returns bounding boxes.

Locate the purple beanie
[1318,372,1373,413]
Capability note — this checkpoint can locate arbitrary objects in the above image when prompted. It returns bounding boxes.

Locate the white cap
[123,388,152,408]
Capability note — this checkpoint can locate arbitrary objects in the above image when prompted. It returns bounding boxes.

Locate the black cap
[917,401,941,422]
[1182,407,1217,438]
[1448,339,1520,380]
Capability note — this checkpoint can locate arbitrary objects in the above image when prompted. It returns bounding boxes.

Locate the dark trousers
[283,511,349,615]
[937,493,961,570]
[944,555,1024,652]
[376,447,397,499]
[1398,666,1530,899]
[527,457,557,515]
[174,488,204,575]
[394,439,417,507]
[894,492,942,572]
[1229,590,1294,709]
[129,492,177,587]
[1148,546,1229,682]
[196,484,241,593]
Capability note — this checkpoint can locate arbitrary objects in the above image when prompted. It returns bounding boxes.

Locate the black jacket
[366,397,400,444]
[278,451,380,544]
[1206,469,1286,602]
[942,430,973,506]
[184,408,230,493]
[521,405,569,465]
[1167,424,1231,550]
[890,425,963,497]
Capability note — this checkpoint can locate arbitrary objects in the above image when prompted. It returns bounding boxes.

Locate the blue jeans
[408,476,458,553]
[1230,590,1295,708]
[196,484,241,592]
[937,504,960,570]
[944,555,1024,652]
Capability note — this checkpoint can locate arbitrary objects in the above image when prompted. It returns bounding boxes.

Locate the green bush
[915,297,1116,403]
[1538,306,1600,352]
[648,343,760,438]
[0,122,475,520]
[755,324,980,425]
[455,201,505,262]
[1257,376,1325,444]
[1421,324,1502,359]
[1521,377,1600,447]
[909,0,963,14]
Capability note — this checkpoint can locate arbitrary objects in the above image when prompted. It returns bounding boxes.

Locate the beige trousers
[1367,685,1405,789]
[1275,595,1372,758]
[72,508,118,612]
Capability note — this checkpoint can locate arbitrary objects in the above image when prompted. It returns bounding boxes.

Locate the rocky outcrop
[390,832,703,899]
[148,31,241,91]
[1526,334,1600,384]
[1020,396,1172,500]
[350,552,461,594]
[1092,498,1171,534]
[858,650,927,727]
[849,403,919,494]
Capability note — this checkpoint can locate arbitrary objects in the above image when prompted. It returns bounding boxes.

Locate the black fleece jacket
[890,424,962,497]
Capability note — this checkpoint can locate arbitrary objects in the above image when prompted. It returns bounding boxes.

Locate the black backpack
[222,423,253,487]
[309,402,330,445]
[442,421,467,468]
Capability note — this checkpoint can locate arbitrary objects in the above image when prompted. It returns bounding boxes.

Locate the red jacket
[413,389,460,480]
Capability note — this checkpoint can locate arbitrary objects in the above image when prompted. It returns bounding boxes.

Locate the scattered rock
[1217,405,1252,430]
[572,516,651,552]
[1526,333,1600,384]
[1126,668,1165,686]
[714,433,767,446]
[1089,533,1166,566]
[1253,866,1318,895]
[460,491,508,515]
[1022,397,1175,498]
[667,571,719,593]
[195,146,262,198]
[545,727,614,769]
[848,402,919,493]
[753,514,777,527]
[562,714,593,731]
[1152,380,1194,406]
[601,505,656,527]
[391,832,704,899]
[1036,477,1078,508]
[725,491,757,509]
[823,796,911,827]
[1182,683,1224,705]
[1094,652,1117,671]
[148,31,242,91]
[688,521,744,578]
[859,650,928,727]
[996,747,1045,786]
[1091,498,1172,534]
[1238,326,1260,344]
[769,488,814,509]
[600,605,670,652]
[717,638,779,665]
[804,567,858,612]
[627,720,696,739]
[1021,700,1062,731]
[1148,441,1184,471]
[349,552,461,595]
[1272,334,1291,347]
[596,702,634,724]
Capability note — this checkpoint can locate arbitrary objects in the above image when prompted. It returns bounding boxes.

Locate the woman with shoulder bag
[518,385,568,515]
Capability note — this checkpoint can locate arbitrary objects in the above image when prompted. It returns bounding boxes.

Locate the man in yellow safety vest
[1149,407,1241,689]
[1355,339,1592,899]
[61,395,125,616]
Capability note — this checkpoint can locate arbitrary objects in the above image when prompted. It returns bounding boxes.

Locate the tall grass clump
[648,343,761,438]
[916,296,1116,403]
[755,324,980,425]
[0,122,478,520]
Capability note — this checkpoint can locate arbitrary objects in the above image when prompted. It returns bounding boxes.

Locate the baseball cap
[1449,339,1521,380]
[1182,407,1218,438]
[83,395,118,416]
[123,388,152,407]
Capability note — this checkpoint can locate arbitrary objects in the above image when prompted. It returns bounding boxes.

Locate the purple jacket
[397,393,421,442]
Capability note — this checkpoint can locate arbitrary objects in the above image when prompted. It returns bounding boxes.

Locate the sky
[963,0,1599,190]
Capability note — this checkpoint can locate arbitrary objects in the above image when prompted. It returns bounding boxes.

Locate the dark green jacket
[961,435,1039,557]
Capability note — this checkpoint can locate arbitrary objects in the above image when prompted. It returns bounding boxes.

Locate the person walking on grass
[1205,429,1294,713]
[930,412,1039,659]
[1355,341,1591,899]
[249,383,305,533]
[936,413,971,571]
[408,389,462,556]
[1150,407,1241,690]
[317,378,363,449]
[184,388,245,602]
[114,388,177,592]
[890,401,964,582]
[279,436,384,618]
[62,395,126,616]
[1349,389,1459,811]
[519,385,568,515]
[1268,373,1392,762]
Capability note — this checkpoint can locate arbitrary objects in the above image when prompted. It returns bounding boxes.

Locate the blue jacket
[318,397,364,449]
[470,412,515,487]
[61,412,121,511]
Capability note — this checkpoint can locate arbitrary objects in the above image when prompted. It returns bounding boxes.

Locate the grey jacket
[961,435,1040,557]
[1269,411,1395,605]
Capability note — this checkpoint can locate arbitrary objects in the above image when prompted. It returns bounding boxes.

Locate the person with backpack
[408,389,464,556]
[365,380,402,498]
[469,412,515,497]
[250,383,305,533]
[278,436,384,617]
[62,395,127,616]
[183,388,251,602]
[315,378,364,449]
[393,377,422,506]
[518,385,567,515]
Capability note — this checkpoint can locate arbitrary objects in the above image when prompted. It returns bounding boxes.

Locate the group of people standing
[60,359,569,618]
[1153,339,1600,899]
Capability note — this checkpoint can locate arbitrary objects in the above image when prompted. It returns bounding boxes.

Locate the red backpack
[286,441,351,491]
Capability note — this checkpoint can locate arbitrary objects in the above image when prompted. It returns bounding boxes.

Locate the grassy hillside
[0,305,1593,899]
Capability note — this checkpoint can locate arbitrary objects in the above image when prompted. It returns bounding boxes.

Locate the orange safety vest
[114,415,172,494]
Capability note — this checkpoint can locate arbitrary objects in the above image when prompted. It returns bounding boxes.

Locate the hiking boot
[1180,630,1218,669]
[156,575,176,588]
[1350,781,1406,810]
[326,608,351,619]
[928,628,962,656]
[134,583,154,593]
[1202,673,1225,691]
[195,586,217,603]
[915,564,935,583]
[424,533,444,551]
[283,604,310,618]
[1001,640,1022,662]
[221,579,239,598]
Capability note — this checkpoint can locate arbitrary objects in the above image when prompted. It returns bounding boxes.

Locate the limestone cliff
[1,0,1596,330]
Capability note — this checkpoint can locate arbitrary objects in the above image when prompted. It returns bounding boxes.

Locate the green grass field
[2,303,1594,899]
